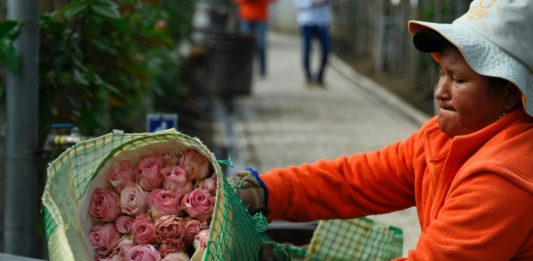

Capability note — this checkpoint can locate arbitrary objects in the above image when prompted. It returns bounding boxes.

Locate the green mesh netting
[42,129,404,261]
[303,218,403,260]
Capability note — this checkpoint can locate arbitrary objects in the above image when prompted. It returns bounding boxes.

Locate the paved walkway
[222,33,429,255]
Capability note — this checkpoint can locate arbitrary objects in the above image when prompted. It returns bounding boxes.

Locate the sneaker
[306,80,319,88]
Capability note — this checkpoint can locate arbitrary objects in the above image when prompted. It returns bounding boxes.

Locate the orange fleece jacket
[261,109,533,260]
[234,0,273,22]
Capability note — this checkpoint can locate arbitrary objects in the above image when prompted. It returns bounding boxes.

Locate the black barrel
[206,30,257,97]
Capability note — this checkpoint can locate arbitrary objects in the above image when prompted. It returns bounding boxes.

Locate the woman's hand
[227,169,266,214]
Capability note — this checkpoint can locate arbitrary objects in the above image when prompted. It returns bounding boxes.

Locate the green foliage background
[0,0,195,138]
[39,0,194,136]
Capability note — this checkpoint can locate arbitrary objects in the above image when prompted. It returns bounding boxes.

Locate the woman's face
[434,47,513,137]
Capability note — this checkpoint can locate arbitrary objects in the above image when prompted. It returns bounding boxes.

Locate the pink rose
[90,188,121,222]
[199,174,216,195]
[115,216,134,234]
[183,219,203,242]
[161,166,193,195]
[182,188,214,221]
[154,215,185,243]
[107,160,135,192]
[178,150,210,181]
[193,229,209,250]
[161,252,190,261]
[158,150,179,167]
[136,155,164,191]
[131,214,156,244]
[111,236,135,260]
[90,223,120,257]
[148,189,181,219]
[120,184,148,216]
[125,244,161,261]
[159,241,187,257]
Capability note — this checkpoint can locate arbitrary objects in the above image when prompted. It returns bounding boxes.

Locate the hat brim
[408,20,533,117]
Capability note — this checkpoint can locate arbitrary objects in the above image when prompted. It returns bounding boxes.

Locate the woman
[232,0,533,259]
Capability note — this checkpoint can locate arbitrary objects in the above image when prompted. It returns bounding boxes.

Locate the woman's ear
[504,83,522,111]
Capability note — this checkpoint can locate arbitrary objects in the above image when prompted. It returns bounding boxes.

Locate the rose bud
[159,241,187,257]
[178,149,210,182]
[158,150,179,167]
[125,244,161,261]
[182,188,214,221]
[120,184,148,216]
[193,229,209,250]
[154,215,185,243]
[161,166,193,195]
[107,160,135,192]
[136,155,164,191]
[183,218,203,242]
[131,214,156,244]
[198,174,217,195]
[90,188,121,222]
[161,252,190,261]
[111,236,134,260]
[89,223,120,257]
[148,189,181,219]
[115,216,134,234]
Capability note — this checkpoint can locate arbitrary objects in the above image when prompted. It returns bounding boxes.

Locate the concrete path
[224,32,429,256]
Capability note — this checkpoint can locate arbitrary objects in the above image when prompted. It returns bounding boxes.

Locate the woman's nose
[434,77,451,101]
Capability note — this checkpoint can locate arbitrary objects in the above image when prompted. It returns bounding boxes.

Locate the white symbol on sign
[146,113,178,132]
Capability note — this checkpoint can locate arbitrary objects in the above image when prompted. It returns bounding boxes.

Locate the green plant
[39,0,193,137]
[0,20,20,97]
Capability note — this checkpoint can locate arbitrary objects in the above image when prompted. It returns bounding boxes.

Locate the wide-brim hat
[408,0,533,117]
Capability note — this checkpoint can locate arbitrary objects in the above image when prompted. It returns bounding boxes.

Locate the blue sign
[146,113,178,132]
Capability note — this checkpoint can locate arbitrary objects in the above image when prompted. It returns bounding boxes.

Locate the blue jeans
[300,24,330,84]
[240,21,267,77]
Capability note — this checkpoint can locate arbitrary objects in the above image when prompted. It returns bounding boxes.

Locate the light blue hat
[408,0,533,117]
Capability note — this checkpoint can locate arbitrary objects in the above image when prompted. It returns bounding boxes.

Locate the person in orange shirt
[231,0,533,259]
[234,0,277,78]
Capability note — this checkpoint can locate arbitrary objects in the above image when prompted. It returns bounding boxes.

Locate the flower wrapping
[44,130,265,261]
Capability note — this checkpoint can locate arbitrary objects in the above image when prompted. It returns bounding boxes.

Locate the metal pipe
[4,0,40,256]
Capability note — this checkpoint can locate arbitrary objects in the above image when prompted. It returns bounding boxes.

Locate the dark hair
[413,30,453,53]
[486,76,512,97]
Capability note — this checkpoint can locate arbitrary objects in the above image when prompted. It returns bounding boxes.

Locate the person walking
[234,0,277,78]
[295,0,332,87]
[231,0,533,259]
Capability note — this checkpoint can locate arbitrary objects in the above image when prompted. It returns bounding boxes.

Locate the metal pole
[4,0,40,256]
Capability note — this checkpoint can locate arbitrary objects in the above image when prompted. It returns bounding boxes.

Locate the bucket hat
[408,0,533,117]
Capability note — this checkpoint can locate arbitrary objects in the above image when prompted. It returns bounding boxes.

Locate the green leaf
[0,43,21,71]
[0,20,21,71]
[73,69,90,86]
[110,19,130,36]
[93,74,120,95]
[0,20,20,39]
[64,1,89,18]
[91,0,120,19]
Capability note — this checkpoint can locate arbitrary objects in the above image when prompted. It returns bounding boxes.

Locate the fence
[329,0,471,114]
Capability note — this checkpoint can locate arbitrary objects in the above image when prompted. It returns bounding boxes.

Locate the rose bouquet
[44,130,264,261]
[86,147,216,261]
